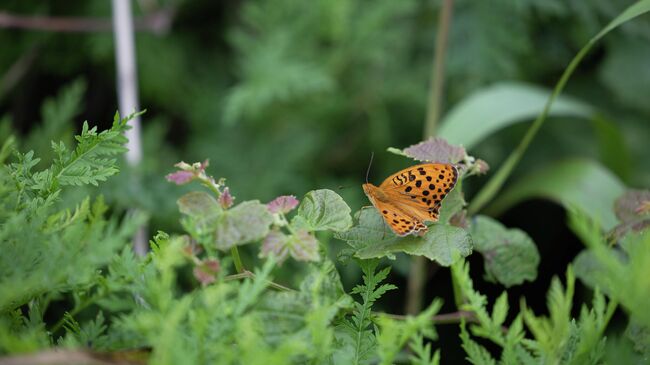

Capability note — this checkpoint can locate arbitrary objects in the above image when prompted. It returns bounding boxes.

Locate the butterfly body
[363,163,459,237]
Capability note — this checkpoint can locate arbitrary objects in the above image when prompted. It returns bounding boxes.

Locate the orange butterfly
[362,163,459,236]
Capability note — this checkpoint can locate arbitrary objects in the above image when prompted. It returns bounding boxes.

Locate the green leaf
[569,209,650,328]
[339,208,472,265]
[469,216,540,287]
[486,159,626,229]
[492,292,509,328]
[439,182,466,224]
[214,200,273,250]
[626,321,650,358]
[177,191,223,235]
[467,0,650,214]
[292,189,352,232]
[437,82,593,149]
[573,249,610,293]
[460,321,497,365]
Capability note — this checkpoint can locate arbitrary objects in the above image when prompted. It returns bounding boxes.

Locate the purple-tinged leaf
[166,170,195,185]
[193,259,220,286]
[450,210,469,229]
[402,137,466,163]
[260,230,320,264]
[214,200,273,250]
[219,187,234,209]
[267,195,300,214]
[261,230,291,263]
[199,159,209,172]
[615,190,650,222]
[289,230,320,262]
[475,159,490,174]
[204,258,220,272]
[177,191,222,235]
[173,161,193,170]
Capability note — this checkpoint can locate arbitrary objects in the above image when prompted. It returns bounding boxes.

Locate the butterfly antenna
[365,152,374,184]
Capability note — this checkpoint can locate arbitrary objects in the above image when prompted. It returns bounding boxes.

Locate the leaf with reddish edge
[261,230,291,263]
[402,137,466,163]
[193,259,220,286]
[260,229,320,264]
[267,195,300,214]
[219,187,234,209]
[615,190,650,222]
[166,170,195,185]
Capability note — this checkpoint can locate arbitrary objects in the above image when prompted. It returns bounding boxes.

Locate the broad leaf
[437,82,593,149]
[177,191,223,235]
[388,137,467,163]
[470,216,540,287]
[292,189,352,232]
[214,200,273,250]
[337,209,472,266]
[486,159,625,229]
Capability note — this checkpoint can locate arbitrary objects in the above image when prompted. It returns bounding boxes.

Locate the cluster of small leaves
[452,258,620,365]
[0,114,143,354]
[169,161,353,264]
[8,111,138,204]
[262,190,353,263]
[571,204,650,330]
[375,300,442,365]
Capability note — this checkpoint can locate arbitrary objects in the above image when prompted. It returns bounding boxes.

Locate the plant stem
[382,310,476,325]
[423,0,454,138]
[51,294,103,333]
[466,0,650,214]
[230,246,244,273]
[407,0,455,316]
[224,270,294,292]
[406,256,426,315]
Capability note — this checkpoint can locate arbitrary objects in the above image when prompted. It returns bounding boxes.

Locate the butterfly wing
[378,163,459,223]
[370,199,428,236]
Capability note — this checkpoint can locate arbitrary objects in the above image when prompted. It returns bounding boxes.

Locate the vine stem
[466,0,650,214]
[406,0,455,316]
[382,310,475,325]
[423,0,454,138]
[224,270,294,292]
[230,246,245,273]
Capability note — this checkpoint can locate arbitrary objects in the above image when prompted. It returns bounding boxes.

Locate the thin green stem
[407,0,455,316]
[50,294,103,333]
[381,310,476,325]
[230,246,244,273]
[423,0,454,138]
[224,270,294,292]
[405,256,426,315]
[467,1,649,214]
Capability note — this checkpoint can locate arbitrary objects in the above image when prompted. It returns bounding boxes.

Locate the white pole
[111,0,147,255]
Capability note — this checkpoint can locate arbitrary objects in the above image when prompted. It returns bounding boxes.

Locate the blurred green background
[1,0,649,360]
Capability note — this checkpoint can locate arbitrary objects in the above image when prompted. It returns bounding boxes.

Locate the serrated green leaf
[460,321,498,365]
[341,209,472,265]
[214,200,273,250]
[469,215,539,287]
[292,189,352,232]
[492,292,509,328]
